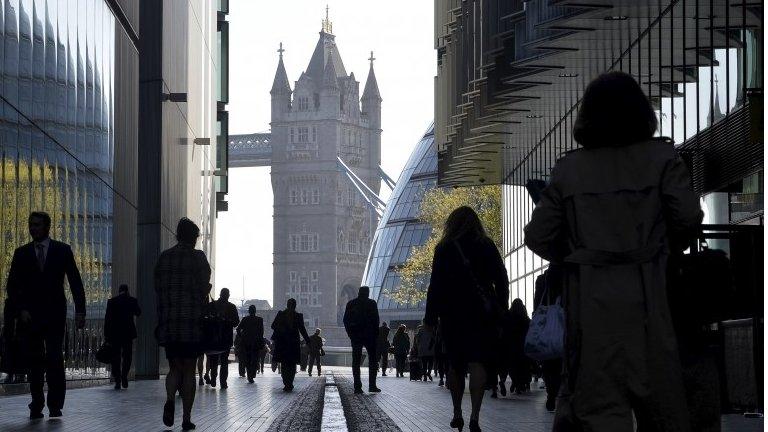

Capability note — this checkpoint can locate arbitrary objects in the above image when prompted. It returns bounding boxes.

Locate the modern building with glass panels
[362,124,437,326]
[0,0,228,383]
[435,0,763,410]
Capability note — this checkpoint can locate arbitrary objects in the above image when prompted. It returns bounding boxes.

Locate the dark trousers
[421,356,434,378]
[379,352,389,374]
[207,352,229,385]
[281,363,297,388]
[28,323,65,412]
[351,341,377,390]
[308,353,322,375]
[542,358,563,402]
[111,340,133,382]
[242,345,261,379]
[238,355,246,376]
[395,354,407,376]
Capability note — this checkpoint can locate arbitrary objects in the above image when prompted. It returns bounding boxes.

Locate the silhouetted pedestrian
[525,71,702,431]
[205,288,239,389]
[5,212,86,419]
[415,321,435,381]
[392,324,410,378]
[307,328,324,376]
[377,322,391,376]
[425,206,509,432]
[104,284,141,390]
[434,325,448,387]
[506,299,531,394]
[155,218,211,431]
[260,338,271,374]
[533,266,563,411]
[343,286,381,394]
[271,298,311,391]
[236,305,264,383]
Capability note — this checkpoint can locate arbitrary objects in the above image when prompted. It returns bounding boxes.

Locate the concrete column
[135,0,164,380]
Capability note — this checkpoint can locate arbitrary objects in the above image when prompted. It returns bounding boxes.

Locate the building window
[312,188,320,204]
[298,97,309,111]
[290,128,294,143]
[289,189,299,204]
[312,126,317,142]
[337,189,343,205]
[310,271,318,281]
[298,127,309,143]
[290,233,319,252]
[289,271,297,282]
[301,189,309,204]
[348,231,359,254]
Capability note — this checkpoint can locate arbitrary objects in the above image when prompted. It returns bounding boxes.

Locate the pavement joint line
[321,372,348,432]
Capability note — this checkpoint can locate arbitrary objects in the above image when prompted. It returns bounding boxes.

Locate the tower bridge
[225,14,385,346]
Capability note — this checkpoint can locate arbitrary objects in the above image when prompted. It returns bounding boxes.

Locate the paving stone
[266,376,324,432]
[334,374,402,432]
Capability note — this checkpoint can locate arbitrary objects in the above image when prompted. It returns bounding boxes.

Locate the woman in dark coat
[425,206,509,432]
[271,298,311,392]
[524,72,702,432]
[505,299,531,394]
[392,324,410,377]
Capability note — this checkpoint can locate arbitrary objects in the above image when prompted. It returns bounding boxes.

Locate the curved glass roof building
[362,124,437,326]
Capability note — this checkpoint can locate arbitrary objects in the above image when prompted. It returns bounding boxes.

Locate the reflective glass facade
[362,124,436,323]
[0,0,120,379]
[436,0,764,310]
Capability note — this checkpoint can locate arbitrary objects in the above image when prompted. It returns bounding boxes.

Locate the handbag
[453,241,504,322]
[319,348,326,357]
[524,281,565,362]
[95,342,116,364]
[200,297,230,355]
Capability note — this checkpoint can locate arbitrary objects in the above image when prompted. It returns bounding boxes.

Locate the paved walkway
[0,365,763,432]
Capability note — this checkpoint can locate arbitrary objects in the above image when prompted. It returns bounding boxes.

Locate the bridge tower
[269,15,381,339]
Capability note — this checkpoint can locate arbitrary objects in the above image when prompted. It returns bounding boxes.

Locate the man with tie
[5,211,86,419]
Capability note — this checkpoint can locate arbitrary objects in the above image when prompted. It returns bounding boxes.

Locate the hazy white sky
[215,0,435,305]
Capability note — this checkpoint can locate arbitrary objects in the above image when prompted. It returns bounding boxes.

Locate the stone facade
[270,24,381,339]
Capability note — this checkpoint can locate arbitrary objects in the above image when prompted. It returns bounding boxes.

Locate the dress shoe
[248,378,254,383]
[220,383,228,390]
[121,378,129,388]
[369,386,381,393]
[182,421,196,430]
[114,382,122,390]
[450,415,464,431]
[49,408,62,418]
[353,387,364,394]
[29,410,44,420]
[198,377,204,386]
[469,419,481,432]
[163,400,175,427]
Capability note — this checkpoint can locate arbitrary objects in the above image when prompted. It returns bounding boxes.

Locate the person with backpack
[525,72,702,431]
[532,266,564,411]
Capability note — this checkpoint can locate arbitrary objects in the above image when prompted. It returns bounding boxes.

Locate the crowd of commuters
[0,72,708,432]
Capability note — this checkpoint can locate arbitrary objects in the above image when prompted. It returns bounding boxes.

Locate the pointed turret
[271,43,292,122]
[362,51,381,130]
[322,52,339,90]
[362,60,381,102]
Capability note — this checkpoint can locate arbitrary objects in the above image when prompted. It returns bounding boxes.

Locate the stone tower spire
[362,51,381,129]
[271,42,292,122]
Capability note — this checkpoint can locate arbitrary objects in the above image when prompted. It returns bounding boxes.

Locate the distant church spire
[362,51,381,101]
[271,42,291,94]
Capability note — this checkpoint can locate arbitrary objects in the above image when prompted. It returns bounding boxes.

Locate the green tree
[389,185,502,305]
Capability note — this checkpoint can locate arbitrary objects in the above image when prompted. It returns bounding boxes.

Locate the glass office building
[362,124,437,325]
[435,0,763,411]
[0,0,137,379]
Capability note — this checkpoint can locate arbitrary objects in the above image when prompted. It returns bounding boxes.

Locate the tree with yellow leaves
[390,185,502,305]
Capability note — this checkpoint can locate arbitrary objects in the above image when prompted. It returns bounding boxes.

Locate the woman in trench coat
[524,72,702,432]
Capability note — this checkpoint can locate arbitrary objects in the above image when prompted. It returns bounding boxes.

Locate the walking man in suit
[6,211,86,419]
[104,284,141,389]
[343,286,381,394]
